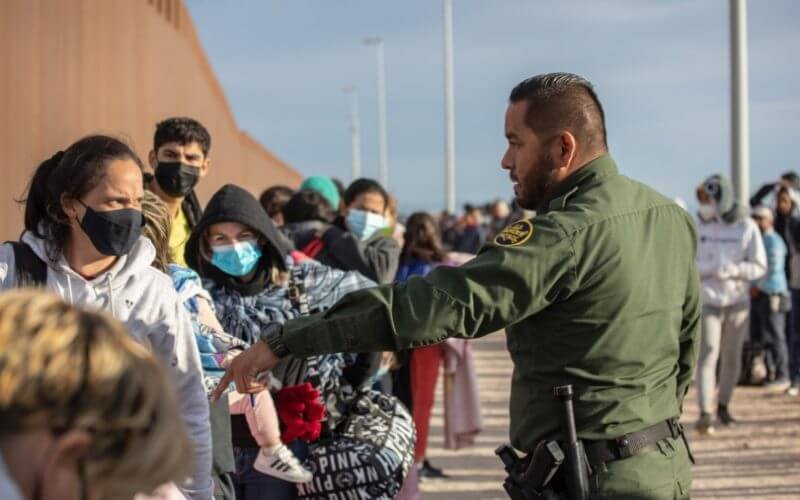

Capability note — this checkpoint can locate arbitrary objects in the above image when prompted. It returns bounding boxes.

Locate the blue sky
[185,0,799,213]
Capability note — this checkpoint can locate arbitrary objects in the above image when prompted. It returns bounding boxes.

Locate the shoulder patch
[494,219,534,246]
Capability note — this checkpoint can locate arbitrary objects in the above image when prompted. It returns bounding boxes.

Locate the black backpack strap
[6,241,47,287]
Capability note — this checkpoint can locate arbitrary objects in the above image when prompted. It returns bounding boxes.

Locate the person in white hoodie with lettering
[0,135,213,499]
[694,174,767,436]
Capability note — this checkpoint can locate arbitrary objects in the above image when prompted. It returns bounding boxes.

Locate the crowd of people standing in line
[693,171,800,436]
[0,117,498,500]
[5,112,795,500]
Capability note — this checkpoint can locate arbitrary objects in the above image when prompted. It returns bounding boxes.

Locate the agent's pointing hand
[211,323,285,402]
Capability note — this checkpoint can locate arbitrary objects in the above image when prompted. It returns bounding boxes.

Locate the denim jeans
[752,292,790,380]
[232,441,307,500]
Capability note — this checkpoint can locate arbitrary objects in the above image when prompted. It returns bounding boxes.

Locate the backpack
[7,242,47,287]
[739,341,769,386]
[281,263,416,498]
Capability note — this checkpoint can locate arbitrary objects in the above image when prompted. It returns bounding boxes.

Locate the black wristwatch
[259,322,290,358]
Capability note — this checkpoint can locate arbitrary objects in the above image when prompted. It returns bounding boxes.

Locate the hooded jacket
[697,175,767,307]
[0,234,213,500]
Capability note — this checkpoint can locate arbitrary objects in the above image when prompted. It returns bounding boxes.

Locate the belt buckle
[667,418,682,439]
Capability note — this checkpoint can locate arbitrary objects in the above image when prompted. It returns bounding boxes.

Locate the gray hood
[702,174,748,223]
[19,231,158,318]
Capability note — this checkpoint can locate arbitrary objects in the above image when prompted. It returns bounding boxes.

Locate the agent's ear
[148,150,158,170]
[555,131,577,171]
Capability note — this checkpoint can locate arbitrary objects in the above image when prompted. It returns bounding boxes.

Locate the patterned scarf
[204,256,376,424]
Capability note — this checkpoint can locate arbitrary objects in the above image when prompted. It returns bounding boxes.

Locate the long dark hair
[402,212,446,263]
[22,135,144,261]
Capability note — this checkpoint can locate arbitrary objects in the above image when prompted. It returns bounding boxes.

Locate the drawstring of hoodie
[106,274,116,317]
[65,274,75,305]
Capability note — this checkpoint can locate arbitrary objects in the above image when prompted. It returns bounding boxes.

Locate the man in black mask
[147,117,212,266]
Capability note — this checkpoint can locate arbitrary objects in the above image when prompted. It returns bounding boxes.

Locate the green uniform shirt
[283,154,700,452]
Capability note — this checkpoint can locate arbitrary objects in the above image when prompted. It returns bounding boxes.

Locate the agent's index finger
[212,370,233,402]
[235,367,251,394]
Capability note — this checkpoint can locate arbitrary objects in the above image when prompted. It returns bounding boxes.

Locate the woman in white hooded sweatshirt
[0,135,213,499]
[695,174,767,435]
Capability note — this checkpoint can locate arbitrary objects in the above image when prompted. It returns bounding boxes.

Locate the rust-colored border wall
[0,0,301,240]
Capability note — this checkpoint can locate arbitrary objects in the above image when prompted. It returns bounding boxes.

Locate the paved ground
[419,333,800,499]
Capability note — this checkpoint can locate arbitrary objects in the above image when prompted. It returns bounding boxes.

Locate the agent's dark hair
[402,212,447,264]
[259,185,294,218]
[153,117,212,157]
[344,178,388,211]
[283,190,335,225]
[509,72,608,150]
[23,135,144,261]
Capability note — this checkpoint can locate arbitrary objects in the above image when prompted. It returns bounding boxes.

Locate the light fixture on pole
[342,86,362,181]
[443,0,456,214]
[364,36,389,189]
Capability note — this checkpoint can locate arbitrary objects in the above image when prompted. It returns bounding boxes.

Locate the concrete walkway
[419,333,800,499]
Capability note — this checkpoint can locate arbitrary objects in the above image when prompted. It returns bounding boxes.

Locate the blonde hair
[0,290,192,499]
[142,190,173,272]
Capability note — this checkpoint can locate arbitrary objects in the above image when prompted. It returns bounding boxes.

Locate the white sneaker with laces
[253,445,312,483]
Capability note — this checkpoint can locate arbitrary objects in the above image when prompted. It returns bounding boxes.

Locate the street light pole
[443,0,456,214]
[343,86,362,181]
[364,37,389,189]
[730,0,750,207]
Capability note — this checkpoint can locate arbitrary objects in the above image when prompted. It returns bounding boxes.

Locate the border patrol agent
[216,73,700,499]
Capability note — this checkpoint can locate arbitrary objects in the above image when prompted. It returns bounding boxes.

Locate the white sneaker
[253,445,312,483]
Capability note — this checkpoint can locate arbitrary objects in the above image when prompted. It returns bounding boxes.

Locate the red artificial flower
[276,382,326,443]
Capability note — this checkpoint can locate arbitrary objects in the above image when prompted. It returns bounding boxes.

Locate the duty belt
[582,418,684,467]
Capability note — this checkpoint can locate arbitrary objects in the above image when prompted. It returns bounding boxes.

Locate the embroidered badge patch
[494,219,534,246]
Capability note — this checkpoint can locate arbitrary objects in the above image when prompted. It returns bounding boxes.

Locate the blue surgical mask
[347,209,387,241]
[211,240,262,277]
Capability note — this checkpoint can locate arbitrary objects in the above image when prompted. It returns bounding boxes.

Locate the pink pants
[228,390,280,447]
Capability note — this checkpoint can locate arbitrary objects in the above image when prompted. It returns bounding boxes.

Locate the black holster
[497,385,590,500]
[496,444,563,500]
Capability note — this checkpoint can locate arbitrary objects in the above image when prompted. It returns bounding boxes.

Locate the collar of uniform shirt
[544,154,618,213]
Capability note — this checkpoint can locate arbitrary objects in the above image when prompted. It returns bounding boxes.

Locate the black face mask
[155,161,201,197]
[79,202,144,257]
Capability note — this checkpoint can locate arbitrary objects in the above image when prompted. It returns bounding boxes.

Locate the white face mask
[698,203,717,221]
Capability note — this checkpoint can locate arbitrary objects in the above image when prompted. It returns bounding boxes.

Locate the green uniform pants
[589,435,692,499]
